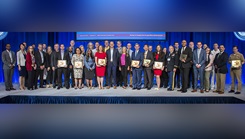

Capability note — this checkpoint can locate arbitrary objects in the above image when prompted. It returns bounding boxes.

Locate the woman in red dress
[26,46,37,90]
[153,45,165,90]
[95,45,107,89]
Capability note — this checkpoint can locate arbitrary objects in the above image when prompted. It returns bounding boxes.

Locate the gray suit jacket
[2,50,16,69]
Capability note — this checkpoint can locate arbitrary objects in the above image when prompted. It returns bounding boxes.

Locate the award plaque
[98,59,106,66]
[231,60,241,68]
[74,61,83,68]
[143,59,151,65]
[180,54,187,61]
[154,62,163,69]
[131,60,140,67]
[58,60,67,67]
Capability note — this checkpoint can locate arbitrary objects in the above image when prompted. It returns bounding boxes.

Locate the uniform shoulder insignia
[172,54,175,56]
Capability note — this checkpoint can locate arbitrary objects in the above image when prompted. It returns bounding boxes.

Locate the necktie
[40,51,44,63]
[135,51,138,57]
[144,51,147,59]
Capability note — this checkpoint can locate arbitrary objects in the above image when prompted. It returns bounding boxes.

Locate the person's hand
[119,67,121,71]
[173,68,176,72]
[136,66,140,68]
[69,65,73,69]
[57,64,59,68]
[47,67,50,71]
[18,66,21,71]
[97,64,101,67]
[52,67,55,71]
[90,68,92,71]
[127,67,130,70]
[165,68,167,72]
[103,64,106,67]
[182,59,186,63]
[153,66,155,69]
[145,64,149,67]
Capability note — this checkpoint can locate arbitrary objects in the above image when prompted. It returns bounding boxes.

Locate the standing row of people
[2,40,244,94]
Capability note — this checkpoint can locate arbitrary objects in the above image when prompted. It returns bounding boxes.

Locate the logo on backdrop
[0,32,8,40]
[234,32,245,41]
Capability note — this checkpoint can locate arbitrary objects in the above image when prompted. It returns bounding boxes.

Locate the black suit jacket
[54,51,71,68]
[35,50,46,69]
[180,46,193,68]
[143,51,154,69]
[106,48,119,66]
[213,52,229,74]
[119,53,131,68]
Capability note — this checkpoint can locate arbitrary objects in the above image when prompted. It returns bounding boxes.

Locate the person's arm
[149,52,154,67]
[12,52,16,66]
[174,54,179,69]
[228,55,232,63]
[192,51,197,65]
[185,48,193,63]
[71,55,75,66]
[241,54,245,65]
[138,52,143,67]
[200,51,206,66]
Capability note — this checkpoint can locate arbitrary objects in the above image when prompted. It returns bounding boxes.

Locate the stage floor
[0,83,245,103]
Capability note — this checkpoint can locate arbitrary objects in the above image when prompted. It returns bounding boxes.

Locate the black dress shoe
[57,87,60,90]
[235,92,241,94]
[137,88,141,90]
[34,87,38,89]
[10,88,16,90]
[181,90,187,93]
[39,86,45,88]
[147,88,151,90]
[177,89,183,91]
[167,88,174,91]
[66,87,69,89]
[53,86,56,89]
[5,89,10,91]
[132,88,136,90]
[228,90,235,93]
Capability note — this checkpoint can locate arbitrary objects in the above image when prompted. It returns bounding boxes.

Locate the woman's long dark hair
[86,49,94,62]
[154,45,164,59]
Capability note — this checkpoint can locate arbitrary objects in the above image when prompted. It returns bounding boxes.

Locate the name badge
[167,58,171,61]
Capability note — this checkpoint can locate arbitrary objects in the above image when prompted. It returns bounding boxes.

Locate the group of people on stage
[2,39,244,94]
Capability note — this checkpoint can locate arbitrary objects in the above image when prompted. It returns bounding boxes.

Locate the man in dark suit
[51,44,59,88]
[67,46,75,88]
[106,41,119,89]
[2,44,16,91]
[34,44,46,88]
[192,42,206,93]
[143,44,154,90]
[213,45,229,94]
[131,43,144,90]
[55,44,71,89]
[178,40,193,93]
[174,42,181,88]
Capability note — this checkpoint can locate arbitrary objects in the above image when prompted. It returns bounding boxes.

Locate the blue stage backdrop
[0,32,245,84]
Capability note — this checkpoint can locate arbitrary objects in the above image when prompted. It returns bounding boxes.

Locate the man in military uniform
[174,42,181,88]
[165,46,179,91]
[228,46,244,94]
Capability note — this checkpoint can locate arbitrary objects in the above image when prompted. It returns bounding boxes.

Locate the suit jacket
[45,53,52,68]
[35,50,46,69]
[2,50,16,69]
[51,51,58,68]
[180,46,193,68]
[54,51,71,68]
[26,52,34,71]
[119,53,131,68]
[143,51,154,69]
[131,50,143,69]
[106,48,119,66]
[193,48,206,68]
[213,52,229,74]
[153,52,165,63]
[165,52,179,72]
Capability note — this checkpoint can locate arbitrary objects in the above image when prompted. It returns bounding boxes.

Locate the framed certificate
[131,60,140,67]
[58,60,67,67]
[180,54,187,61]
[143,59,151,65]
[231,60,241,68]
[98,59,106,66]
[154,62,163,69]
[74,61,83,68]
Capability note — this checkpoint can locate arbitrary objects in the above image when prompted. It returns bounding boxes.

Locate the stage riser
[0,96,244,104]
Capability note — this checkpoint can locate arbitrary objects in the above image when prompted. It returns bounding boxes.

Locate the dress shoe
[200,90,204,93]
[213,90,219,93]
[147,88,151,90]
[191,89,197,92]
[235,92,241,94]
[39,86,45,88]
[106,86,110,89]
[57,87,60,90]
[167,88,173,91]
[132,87,136,90]
[177,89,183,92]
[5,89,10,91]
[218,91,224,94]
[113,86,117,89]
[137,88,141,90]
[228,90,235,93]
[130,85,133,88]
[181,91,187,93]
[34,87,38,90]
[66,87,70,89]
[10,88,16,90]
